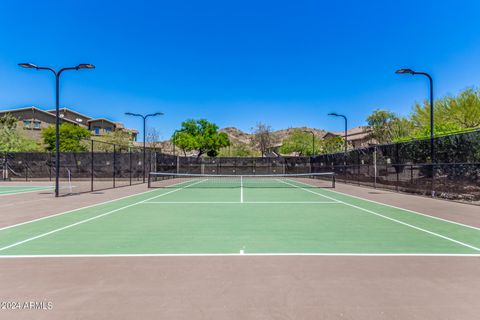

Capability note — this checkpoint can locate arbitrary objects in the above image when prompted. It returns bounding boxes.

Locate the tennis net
[148,172,335,188]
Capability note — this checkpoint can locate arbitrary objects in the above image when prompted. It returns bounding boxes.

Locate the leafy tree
[322,136,345,154]
[0,114,41,152]
[410,88,480,138]
[42,123,91,152]
[172,119,230,158]
[279,129,320,156]
[251,122,274,157]
[218,142,259,157]
[93,129,134,151]
[366,109,414,144]
[447,88,480,128]
[410,100,461,138]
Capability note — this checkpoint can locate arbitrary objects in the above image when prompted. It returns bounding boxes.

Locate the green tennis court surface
[0,177,479,256]
[0,185,53,196]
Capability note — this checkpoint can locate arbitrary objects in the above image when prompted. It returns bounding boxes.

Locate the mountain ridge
[219,126,329,146]
[149,126,331,155]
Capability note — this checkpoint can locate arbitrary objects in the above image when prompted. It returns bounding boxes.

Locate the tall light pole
[396,68,435,196]
[125,112,164,182]
[328,113,348,154]
[172,130,178,156]
[303,130,315,156]
[19,63,95,197]
[395,68,434,164]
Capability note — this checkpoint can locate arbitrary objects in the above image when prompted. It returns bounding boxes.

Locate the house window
[23,120,31,128]
[104,127,111,134]
[94,127,100,135]
[33,121,41,129]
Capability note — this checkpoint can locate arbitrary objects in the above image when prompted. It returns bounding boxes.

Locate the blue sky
[1,0,479,140]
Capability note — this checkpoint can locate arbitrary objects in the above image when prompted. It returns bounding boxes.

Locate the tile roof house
[323,126,375,149]
[0,106,138,141]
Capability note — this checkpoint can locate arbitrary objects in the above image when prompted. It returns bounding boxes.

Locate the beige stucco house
[323,126,375,149]
[0,106,138,141]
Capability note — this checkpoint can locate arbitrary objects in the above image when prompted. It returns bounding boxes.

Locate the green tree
[410,101,461,137]
[322,136,345,154]
[218,142,259,157]
[0,115,41,152]
[446,88,480,128]
[410,88,480,138]
[42,123,91,152]
[92,130,134,151]
[366,109,414,144]
[172,119,230,158]
[279,129,320,156]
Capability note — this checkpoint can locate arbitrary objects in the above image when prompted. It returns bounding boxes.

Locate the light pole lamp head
[76,63,95,70]
[395,68,415,75]
[125,112,141,117]
[18,63,38,69]
[328,112,339,117]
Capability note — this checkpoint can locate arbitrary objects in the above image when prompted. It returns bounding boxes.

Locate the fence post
[113,144,116,188]
[385,163,388,186]
[395,143,399,192]
[49,152,52,181]
[410,164,413,185]
[25,153,28,182]
[91,140,94,192]
[357,152,360,186]
[129,149,132,186]
[373,146,377,188]
[2,152,5,181]
[148,149,152,178]
[431,163,435,198]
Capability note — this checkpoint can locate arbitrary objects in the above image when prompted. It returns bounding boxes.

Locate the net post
[332,173,336,188]
[147,172,151,188]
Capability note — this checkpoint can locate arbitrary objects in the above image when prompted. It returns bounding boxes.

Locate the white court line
[141,201,341,204]
[0,179,200,232]
[324,186,480,231]
[292,178,480,231]
[0,179,207,253]
[280,179,480,252]
[0,186,53,196]
[0,253,479,259]
[275,179,341,203]
[143,201,240,204]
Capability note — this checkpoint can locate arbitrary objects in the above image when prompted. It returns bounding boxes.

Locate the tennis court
[0,184,53,196]
[0,173,478,257]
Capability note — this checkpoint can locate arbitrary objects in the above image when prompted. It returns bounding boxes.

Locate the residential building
[0,106,138,141]
[323,126,374,149]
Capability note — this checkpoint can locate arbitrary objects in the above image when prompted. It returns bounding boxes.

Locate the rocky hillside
[220,126,328,147]
[149,126,330,155]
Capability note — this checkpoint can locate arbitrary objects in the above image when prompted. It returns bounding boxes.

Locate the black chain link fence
[311,130,480,204]
[2,130,479,203]
[1,140,158,195]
